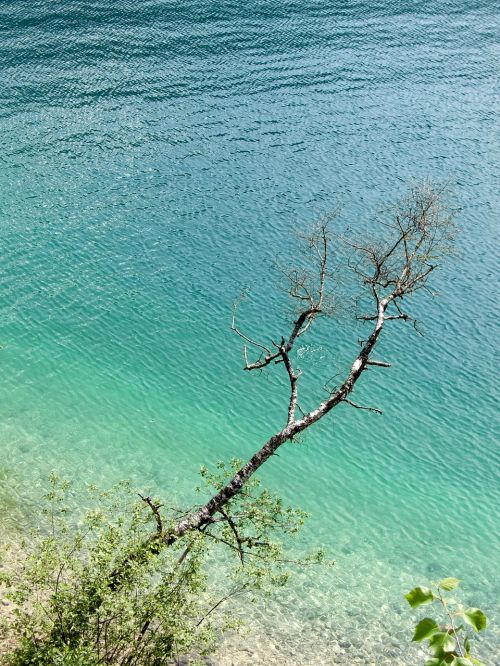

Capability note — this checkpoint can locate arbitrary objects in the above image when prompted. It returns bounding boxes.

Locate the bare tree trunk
[168,297,390,541]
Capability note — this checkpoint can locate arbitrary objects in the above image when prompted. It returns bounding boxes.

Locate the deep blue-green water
[0,1,499,662]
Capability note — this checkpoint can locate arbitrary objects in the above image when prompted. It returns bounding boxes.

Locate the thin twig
[342,398,382,415]
[138,494,164,537]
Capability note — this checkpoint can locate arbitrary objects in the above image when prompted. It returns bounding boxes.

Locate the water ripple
[0,0,499,663]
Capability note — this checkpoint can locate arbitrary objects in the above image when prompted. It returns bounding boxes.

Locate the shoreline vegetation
[0,515,495,665]
[0,542,419,666]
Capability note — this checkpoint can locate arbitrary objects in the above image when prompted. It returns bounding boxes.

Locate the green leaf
[425,658,451,666]
[405,586,435,608]
[463,636,471,654]
[429,631,456,654]
[470,659,485,666]
[453,659,473,666]
[412,618,439,642]
[460,608,487,632]
[439,577,460,591]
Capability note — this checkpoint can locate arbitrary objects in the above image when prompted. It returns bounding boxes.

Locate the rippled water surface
[1,1,499,663]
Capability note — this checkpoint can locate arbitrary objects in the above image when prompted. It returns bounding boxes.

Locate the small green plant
[405,577,488,666]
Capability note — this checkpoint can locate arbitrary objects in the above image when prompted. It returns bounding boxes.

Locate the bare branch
[281,350,301,425]
[384,314,411,321]
[234,220,333,375]
[218,507,245,564]
[196,589,247,628]
[138,495,164,537]
[342,398,382,415]
[231,294,272,362]
[243,349,281,371]
[366,360,391,367]
[349,182,457,309]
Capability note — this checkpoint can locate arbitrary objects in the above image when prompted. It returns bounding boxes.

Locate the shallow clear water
[0,0,499,662]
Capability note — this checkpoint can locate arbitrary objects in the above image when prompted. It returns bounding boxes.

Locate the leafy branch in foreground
[406,578,488,666]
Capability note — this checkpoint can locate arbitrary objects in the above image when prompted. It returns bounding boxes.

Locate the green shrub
[1,468,321,665]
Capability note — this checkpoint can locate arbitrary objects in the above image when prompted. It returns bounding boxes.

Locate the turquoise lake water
[0,1,499,663]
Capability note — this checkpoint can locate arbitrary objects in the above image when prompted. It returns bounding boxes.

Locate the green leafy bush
[1,468,320,665]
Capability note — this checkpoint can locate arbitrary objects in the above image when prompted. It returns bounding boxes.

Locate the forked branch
[230,221,331,425]
[166,182,457,542]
